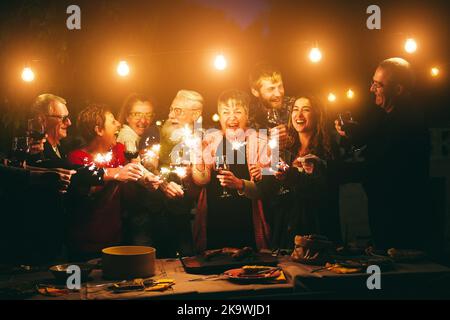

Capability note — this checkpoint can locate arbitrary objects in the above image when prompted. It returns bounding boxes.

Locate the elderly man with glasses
[334,58,431,252]
[30,93,72,162]
[1,94,76,264]
[158,89,204,257]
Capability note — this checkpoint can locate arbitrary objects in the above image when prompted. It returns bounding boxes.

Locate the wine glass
[27,118,46,140]
[124,140,139,162]
[276,159,290,195]
[11,137,30,167]
[215,155,232,198]
[27,118,46,160]
[267,109,291,195]
[338,111,361,155]
[267,108,281,127]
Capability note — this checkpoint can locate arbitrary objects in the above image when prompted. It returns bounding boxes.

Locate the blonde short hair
[249,64,283,90]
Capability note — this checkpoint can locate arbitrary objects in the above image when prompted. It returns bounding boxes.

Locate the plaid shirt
[248,95,295,131]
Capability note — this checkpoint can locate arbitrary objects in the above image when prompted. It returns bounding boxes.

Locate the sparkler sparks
[151,144,161,153]
[174,166,187,178]
[268,138,278,150]
[94,151,113,165]
[160,167,171,176]
[231,139,246,151]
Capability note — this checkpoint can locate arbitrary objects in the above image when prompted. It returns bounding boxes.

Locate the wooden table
[1,258,450,300]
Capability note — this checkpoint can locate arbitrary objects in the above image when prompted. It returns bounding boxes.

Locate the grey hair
[378,57,415,92]
[31,93,67,116]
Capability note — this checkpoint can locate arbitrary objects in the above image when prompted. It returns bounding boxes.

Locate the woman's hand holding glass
[292,154,320,174]
[273,159,289,180]
[216,170,244,191]
[106,163,144,182]
[248,164,262,182]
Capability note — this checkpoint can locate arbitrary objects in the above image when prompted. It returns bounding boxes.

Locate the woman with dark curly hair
[259,96,342,249]
[66,105,145,260]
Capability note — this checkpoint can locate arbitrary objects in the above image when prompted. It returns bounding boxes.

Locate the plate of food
[223,265,282,283]
[49,263,94,283]
[180,247,279,274]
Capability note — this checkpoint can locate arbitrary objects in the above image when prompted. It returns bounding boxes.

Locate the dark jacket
[338,97,430,250]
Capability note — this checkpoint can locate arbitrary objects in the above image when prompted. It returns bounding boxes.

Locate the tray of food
[223,266,282,283]
[180,247,279,274]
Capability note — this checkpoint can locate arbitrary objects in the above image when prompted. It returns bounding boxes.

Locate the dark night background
[0,0,449,248]
[0,0,448,140]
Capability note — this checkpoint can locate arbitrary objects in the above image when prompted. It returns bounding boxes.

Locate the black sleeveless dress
[206,137,255,249]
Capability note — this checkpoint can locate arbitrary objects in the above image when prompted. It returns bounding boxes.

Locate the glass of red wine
[27,118,46,161]
[11,137,30,167]
[124,140,140,162]
[338,111,361,154]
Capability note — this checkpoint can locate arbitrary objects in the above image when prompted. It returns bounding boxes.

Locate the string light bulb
[346,89,354,99]
[430,67,440,77]
[21,67,35,82]
[404,38,417,54]
[327,92,337,102]
[214,54,227,70]
[117,60,130,77]
[309,47,322,63]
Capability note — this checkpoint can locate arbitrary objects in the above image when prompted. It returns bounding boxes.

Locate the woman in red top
[67,105,144,260]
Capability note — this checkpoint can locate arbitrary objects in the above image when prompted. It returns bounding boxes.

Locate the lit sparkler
[173,166,187,179]
[94,151,113,165]
[231,139,246,151]
[268,138,278,150]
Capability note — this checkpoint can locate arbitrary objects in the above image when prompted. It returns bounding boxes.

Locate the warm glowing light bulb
[212,113,220,122]
[346,89,354,99]
[309,47,322,63]
[430,67,440,77]
[21,67,35,82]
[156,120,162,126]
[404,38,417,53]
[214,54,227,70]
[327,92,337,102]
[117,60,130,76]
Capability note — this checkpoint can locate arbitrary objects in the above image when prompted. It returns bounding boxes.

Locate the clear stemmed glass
[215,154,232,198]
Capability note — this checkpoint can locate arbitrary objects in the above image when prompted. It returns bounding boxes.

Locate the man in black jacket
[29,94,72,165]
[335,57,431,250]
[1,94,74,264]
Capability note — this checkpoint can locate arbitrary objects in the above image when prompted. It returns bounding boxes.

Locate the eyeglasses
[129,112,154,120]
[170,107,200,116]
[169,107,186,116]
[370,80,384,90]
[47,114,71,122]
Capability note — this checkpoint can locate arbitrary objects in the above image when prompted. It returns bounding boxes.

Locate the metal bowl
[49,263,94,283]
